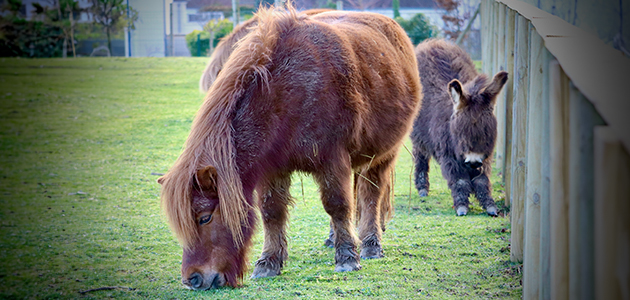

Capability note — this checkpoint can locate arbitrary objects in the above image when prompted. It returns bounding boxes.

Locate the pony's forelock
[162,3,300,249]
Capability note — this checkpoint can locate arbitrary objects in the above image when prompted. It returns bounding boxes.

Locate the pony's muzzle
[182,272,203,289]
[183,271,225,290]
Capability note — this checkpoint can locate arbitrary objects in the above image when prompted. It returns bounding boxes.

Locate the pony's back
[199,8,333,93]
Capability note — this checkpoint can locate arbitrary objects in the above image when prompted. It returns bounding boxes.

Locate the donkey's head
[159,166,256,290]
[448,71,508,169]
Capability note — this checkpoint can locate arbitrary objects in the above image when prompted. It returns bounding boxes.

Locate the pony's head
[448,71,508,169]
[158,166,256,290]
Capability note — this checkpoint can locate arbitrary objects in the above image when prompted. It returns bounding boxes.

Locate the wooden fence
[480,0,630,299]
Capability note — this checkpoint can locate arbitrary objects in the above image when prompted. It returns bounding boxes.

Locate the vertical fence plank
[568,83,604,300]
[503,8,516,208]
[509,13,529,263]
[549,60,570,300]
[482,0,492,76]
[523,27,543,300]
[539,48,552,300]
[481,0,489,75]
[594,127,630,300]
[568,83,582,300]
[495,3,507,175]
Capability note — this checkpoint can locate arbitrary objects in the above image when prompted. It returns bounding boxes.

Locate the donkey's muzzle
[465,161,483,169]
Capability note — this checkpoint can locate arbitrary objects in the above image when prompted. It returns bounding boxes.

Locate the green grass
[0,57,521,299]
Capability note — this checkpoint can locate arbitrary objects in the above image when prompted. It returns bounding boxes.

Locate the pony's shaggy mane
[161,4,300,249]
[199,17,260,93]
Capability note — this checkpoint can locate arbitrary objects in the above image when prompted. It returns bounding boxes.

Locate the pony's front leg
[471,168,498,216]
[356,158,394,259]
[315,160,361,272]
[251,174,292,278]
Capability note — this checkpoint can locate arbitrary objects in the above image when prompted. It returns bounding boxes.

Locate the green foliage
[0,57,521,299]
[393,0,400,19]
[396,13,439,45]
[185,19,233,57]
[0,17,64,57]
[90,0,138,52]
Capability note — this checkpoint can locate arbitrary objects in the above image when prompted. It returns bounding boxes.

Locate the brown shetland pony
[198,8,333,93]
[159,4,422,290]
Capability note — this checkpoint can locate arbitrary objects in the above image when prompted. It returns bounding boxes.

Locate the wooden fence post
[481,0,490,76]
[503,7,516,208]
[523,27,543,300]
[509,13,529,263]
[594,127,630,300]
[568,84,604,300]
[539,47,552,300]
[549,60,570,300]
[495,3,507,175]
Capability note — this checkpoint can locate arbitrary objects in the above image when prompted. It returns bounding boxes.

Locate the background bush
[185,19,233,57]
[396,13,439,45]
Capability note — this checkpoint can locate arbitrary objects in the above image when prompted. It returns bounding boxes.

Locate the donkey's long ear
[157,176,165,185]
[196,166,218,192]
[482,71,508,104]
[449,79,467,110]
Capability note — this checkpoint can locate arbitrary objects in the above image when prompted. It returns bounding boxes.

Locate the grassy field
[0,57,521,299]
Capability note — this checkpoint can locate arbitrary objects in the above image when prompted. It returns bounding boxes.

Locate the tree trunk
[69,9,76,58]
[107,26,112,55]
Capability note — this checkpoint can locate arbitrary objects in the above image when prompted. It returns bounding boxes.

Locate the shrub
[185,19,233,57]
[0,17,64,57]
[395,13,439,45]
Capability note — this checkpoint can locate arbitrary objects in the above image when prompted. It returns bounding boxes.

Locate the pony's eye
[199,215,212,225]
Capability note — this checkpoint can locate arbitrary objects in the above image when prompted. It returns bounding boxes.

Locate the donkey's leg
[315,158,361,272]
[413,146,431,197]
[356,158,394,259]
[251,174,293,279]
[471,170,498,216]
[440,159,472,216]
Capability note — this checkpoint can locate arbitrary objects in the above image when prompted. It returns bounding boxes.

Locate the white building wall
[129,0,166,57]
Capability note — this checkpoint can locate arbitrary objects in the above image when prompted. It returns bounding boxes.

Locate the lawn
[0,57,521,299]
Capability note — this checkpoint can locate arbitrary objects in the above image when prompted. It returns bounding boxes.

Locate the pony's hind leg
[315,158,361,272]
[251,174,293,279]
[356,158,394,259]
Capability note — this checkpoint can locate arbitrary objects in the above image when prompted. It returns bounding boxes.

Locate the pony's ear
[196,166,218,192]
[448,79,467,110]
[157,176,165,185]
[482,71,508,104]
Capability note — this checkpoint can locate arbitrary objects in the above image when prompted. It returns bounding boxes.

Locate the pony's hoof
[324,237,334,248]
[360,246,384,259]
[418,189,428,197]
[334,261,361,272]
[456,206,468,216]
[486,205,498,216]
[251,257,281,279]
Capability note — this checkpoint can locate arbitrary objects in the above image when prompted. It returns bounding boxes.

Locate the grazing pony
[411,39,507,216]
[159,5,422,290]
[198,8,333,93]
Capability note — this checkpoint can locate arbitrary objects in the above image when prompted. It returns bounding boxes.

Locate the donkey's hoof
[324,237,334,248]
[251,257,282,279]
[456,206,468,216]
[360,246,384,259]
[418,189,428,197]
[486,205,498,216]
[335,261,361,272]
